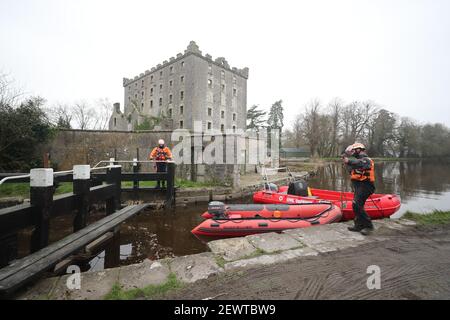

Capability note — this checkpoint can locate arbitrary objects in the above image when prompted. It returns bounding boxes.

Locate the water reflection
[308,159,450,217]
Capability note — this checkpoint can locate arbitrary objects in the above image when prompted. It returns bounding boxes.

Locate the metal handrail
[0,174,31,186]
[0,164,120,186]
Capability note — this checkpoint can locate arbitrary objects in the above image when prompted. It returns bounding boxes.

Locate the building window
[233,125,236,132]
[141,102,144,109]
[208,64,212,74]
[208,108,212,116]
[114,118,117,127]
[159,98,162,106]
[160,71,163,78]
[170,66,173,74]
[128,96,131,102]
[208,122,212,130]
[221,70,225,78]
[180,91,184,100]
[160,84,163,90]
[221,111,225,119]
[233,76,237,84]
[150,75,153,82]
[208,79,212,88]
[135,94,138,99]
[181,61,184,68]
[169,94,173,104]
[179,120,184,128]
[221,84,225,92]
[233,88,237,96]
[180,105,184,114]
[221,124,224,132]
[150,88,153,96]
[168,108,172,117]
[141,91,144,97]
[150,100,153,108]
[233,113,236,121]
[169,80,173,87]
[180,76,184,83]
[141,80,144,87]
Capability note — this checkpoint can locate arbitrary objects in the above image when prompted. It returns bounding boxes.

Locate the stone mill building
[109,41,249,132]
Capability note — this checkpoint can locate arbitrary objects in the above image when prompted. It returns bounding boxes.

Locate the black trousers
[156,162,167,187]
[351,180,375,229]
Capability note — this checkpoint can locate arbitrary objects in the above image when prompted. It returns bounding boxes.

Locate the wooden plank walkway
[0,203,149,295]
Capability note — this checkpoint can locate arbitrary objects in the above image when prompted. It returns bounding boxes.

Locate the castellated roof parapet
[185,41,202,55]
[145,70,150,74]
[123,41,249,86]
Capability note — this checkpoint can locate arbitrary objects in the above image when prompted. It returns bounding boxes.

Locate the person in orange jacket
[149,139,172,189]
[342,142,375,235]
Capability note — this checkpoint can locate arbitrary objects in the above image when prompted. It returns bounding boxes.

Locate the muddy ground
[164,224,450,300]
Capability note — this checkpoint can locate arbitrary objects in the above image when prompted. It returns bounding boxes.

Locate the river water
[45,159,450,271]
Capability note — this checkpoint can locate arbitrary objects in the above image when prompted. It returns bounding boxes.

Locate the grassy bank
[104,273,183,300]
[0,182,73,199]
[403,210,450,225]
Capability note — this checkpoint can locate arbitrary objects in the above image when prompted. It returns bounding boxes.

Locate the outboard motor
[287,179,309,196]
[207,201,227,218]
[264,183,279,192]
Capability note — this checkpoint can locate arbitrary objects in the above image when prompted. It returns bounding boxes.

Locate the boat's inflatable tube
[192,202,342,237]
[253,186,401,221]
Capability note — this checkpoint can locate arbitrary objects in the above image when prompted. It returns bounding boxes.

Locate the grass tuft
[403,210,450,225]
[104,273,183,300]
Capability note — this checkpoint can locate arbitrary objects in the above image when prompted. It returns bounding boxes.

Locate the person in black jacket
[342,143,375,235]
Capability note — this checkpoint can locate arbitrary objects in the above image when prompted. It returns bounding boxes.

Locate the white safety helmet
[158,139,165,145]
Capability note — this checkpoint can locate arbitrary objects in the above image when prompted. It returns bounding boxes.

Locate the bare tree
[327,98,343,156]
[92,98,113,130]
[0,72,24,107]
[46,103,73,128]
[299,99,321,157]
[73,101,95,130]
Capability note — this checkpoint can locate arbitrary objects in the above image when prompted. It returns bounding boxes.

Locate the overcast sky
[1,0,449,128]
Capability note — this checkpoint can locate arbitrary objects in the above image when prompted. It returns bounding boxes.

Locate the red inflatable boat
[253,184,401,221]
[192,201,342,237]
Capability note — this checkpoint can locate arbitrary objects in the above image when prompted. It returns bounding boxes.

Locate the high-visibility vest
[150,147,172,161]
[350,158,375,182]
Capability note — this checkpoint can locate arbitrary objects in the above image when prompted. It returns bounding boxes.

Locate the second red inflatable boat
[192,201,342,237]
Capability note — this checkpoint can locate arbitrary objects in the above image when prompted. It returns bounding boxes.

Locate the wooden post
[104,227,120,269]
[30,168,54,252]
[73,165,90,232]
[133,158,139,191]
[106,165,121,214]
[0,232,18,268]
[166,162,175,207]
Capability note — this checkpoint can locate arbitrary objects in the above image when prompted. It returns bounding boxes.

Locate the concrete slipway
[16,218,421,300]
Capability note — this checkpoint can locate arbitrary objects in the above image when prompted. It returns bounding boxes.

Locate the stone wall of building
[42,129,264,184]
